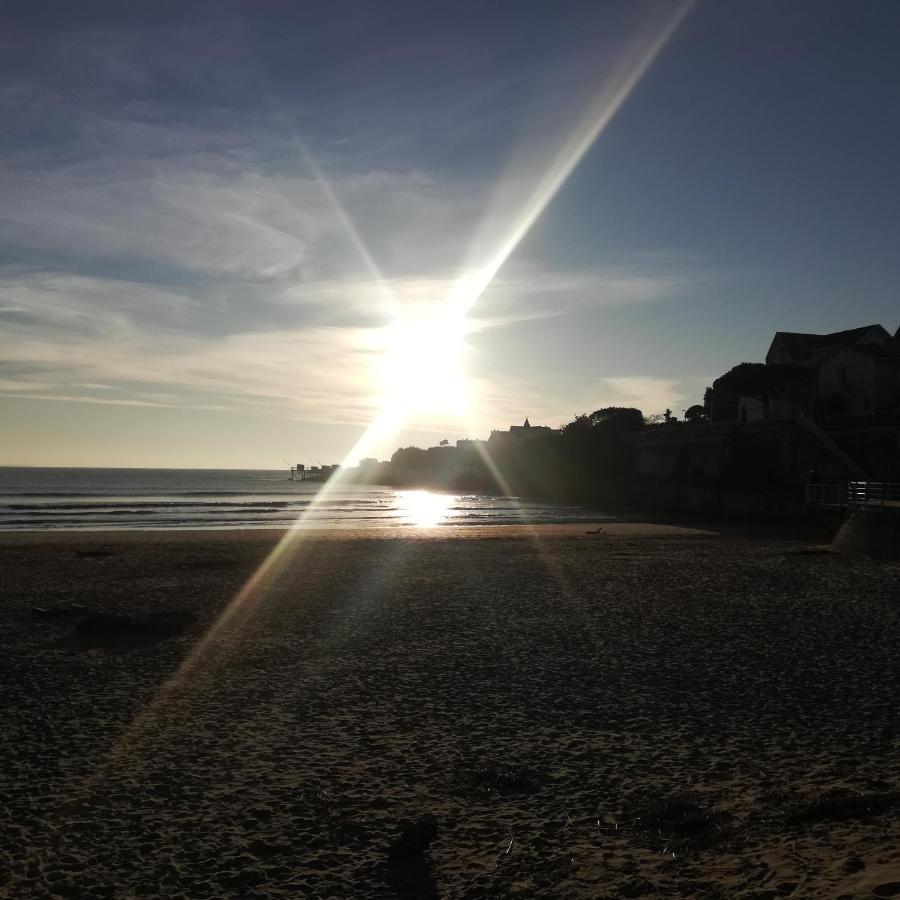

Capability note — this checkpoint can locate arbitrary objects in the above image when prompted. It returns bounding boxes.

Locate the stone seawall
[832,507,900,558]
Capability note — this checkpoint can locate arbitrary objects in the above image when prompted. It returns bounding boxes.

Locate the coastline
[0,512,830,544]
[3,524,899,897]
[0,520,716,544]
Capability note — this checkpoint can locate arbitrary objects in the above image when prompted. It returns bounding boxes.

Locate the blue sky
[2,1,899,467]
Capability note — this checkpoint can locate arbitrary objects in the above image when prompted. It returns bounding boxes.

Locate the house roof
[771,325,888,362]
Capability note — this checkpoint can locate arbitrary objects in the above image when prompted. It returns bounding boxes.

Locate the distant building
[768,325,900,417]
[711,324,900,423]
[488,418,559,446]
[765,325,890,366]
[815,342,900,415]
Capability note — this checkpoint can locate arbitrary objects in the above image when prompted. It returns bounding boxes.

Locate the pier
[289,463,340,482]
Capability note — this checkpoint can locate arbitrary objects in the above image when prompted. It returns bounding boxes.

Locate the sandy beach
[2,524,900,899]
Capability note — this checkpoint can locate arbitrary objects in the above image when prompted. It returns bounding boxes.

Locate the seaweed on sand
[458,760,536,797]
[620,793,735,854]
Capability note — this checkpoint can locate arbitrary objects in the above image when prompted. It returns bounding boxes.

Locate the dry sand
[1,524,900,899]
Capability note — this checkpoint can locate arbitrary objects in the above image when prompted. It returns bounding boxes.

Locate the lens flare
[102,2,696,774]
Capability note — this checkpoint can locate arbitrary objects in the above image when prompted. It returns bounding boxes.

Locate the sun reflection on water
[398,490,454,527]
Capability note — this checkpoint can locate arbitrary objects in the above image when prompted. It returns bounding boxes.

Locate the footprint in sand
[873,884,900,898]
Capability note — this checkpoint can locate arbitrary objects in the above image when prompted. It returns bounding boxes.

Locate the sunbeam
[297,141,401,319]
[102,2,696,766]
[448,0,695,317]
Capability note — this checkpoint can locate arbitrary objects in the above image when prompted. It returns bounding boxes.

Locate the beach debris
[64,609,196,650]
[31,602,88,618]
[621,793,733,854]
[463,760,534,797]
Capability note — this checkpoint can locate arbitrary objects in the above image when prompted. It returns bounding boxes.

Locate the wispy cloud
[465,373,691,433]
[0,5,701,448]
[0,257,693,430]
[596,376,686,414]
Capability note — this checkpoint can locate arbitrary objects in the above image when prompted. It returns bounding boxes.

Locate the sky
[2,0,899,469]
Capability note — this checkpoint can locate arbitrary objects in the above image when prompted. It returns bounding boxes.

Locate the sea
[0,468,615,531]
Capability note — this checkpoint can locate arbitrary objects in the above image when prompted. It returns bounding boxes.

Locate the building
[815,342,900,415]
[765,325,891,367]
[767,325,900,417]
[487,418,559,446]
[711,325,900,423]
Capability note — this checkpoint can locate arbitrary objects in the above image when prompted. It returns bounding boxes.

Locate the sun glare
[380,309,470,420]
[399,489,454,527]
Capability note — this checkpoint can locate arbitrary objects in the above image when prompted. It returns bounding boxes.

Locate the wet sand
[2,524,900,899]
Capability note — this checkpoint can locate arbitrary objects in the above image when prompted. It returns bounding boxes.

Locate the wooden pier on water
[289,463,340,482]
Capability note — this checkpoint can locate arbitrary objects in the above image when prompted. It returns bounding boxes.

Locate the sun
[380,307,470,421]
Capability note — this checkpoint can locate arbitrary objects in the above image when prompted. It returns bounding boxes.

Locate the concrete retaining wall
[831,508,900,558]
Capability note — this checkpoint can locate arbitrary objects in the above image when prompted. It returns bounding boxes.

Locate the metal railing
[847,481,900,509]
[806,482,900,510]
[805,483,848,508]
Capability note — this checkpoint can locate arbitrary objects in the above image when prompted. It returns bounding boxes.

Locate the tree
[712,362,809,399]
[559,407,644,501]
[390,446,429,482]
[684,404,707,424]
[563,406,645,434]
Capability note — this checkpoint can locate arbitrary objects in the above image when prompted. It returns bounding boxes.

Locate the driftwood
[31,603,88,618]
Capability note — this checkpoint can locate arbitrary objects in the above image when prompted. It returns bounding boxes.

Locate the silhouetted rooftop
[772,325,888,362]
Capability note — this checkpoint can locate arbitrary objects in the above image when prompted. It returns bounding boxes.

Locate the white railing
[847,481,900,508]
[806,482,900,509]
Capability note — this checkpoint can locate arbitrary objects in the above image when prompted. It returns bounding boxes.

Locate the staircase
[799,415,872,481]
